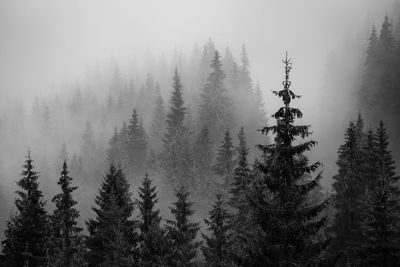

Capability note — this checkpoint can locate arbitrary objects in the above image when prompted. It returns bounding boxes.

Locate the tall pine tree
[249,53,327,265]
[48,161,83,267]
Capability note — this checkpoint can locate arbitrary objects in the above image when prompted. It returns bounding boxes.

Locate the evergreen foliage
[202,193,232,266]
[166,186,200,266]
[1,152,49,267]
[249,54,327,265]
[48,161,83,267]
[86,164,138,266]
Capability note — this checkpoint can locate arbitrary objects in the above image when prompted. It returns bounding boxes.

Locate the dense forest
[1,7,400,267]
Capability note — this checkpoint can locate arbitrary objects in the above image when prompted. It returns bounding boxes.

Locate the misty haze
[0,0,400,266]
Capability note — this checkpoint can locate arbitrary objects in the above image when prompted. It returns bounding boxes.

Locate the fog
[0,0,398,241]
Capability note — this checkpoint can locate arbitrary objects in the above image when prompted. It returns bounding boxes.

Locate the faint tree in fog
[212,130,235,187]
[199,51,233,142]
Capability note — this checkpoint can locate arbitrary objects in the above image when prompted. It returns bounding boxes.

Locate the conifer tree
[379,15,395,51]
[202,193,232,267]
[366,25,378,65]
[361,121,400,266]
[48,161,83,267]
[107,127,120,164]
[167,186,200,266]
[199,50,233,142]
[86,164,138,266]
[330,121,366,264]
[249,54,327,265]
[2,152,49,267]
[149,84,166,152]
[162,69,194,188]
[230,127,251,208]
[137,175,171,265]
[193,126,213,193]
[213,130,235,187]
[127,109,147,176]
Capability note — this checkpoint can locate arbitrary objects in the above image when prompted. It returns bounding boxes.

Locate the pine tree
[2,152,49,267]
[107,127,120,164]
[230,127,251,208]
[213,130,235,187]
[249,54,327,265]
[366,25,378,65]
[86,164,138,266]
[162,69,194,189]
[167,186,200,266]
[149,84,166,152]
[199,50,233,142]
[49,161,83,267]
[127,109,147,176]
[361,121,400,266]
[165,68,186,142]
[330,121,366,264]
[137,175,171,265]
[202,193,232,267]
[379,15,395,51]
[193,126,213,193]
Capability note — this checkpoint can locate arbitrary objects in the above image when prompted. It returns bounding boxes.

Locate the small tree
[202,193,232,266]
[213,130,235,187]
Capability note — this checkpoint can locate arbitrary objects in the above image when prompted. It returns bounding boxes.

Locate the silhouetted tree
[202,193,233,266]
[137,175,171,266]
[249,54,327,265]
[48,161,83,267]
[166,186,200,266]
[2,152,49,267]
[86,164,138,266]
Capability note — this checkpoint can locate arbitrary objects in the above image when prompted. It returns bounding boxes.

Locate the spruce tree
[330,121,366,264]
[213,130,235,187]
[202,193,232,267]
[230,127,251,208]
[249,54,327,265]
[199,50,233,142]
[149,84,166,152]
[2,152,49,267]
[127,109,147,176]
[193,126,213,193]
[379,15,395,51]
[362,121,400,266]
[137,175,171,265]
[162,69,194,189]
[86,164,138,266]
[48,161,83,267]
[107,127,120,164]
[166,186,200,266]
